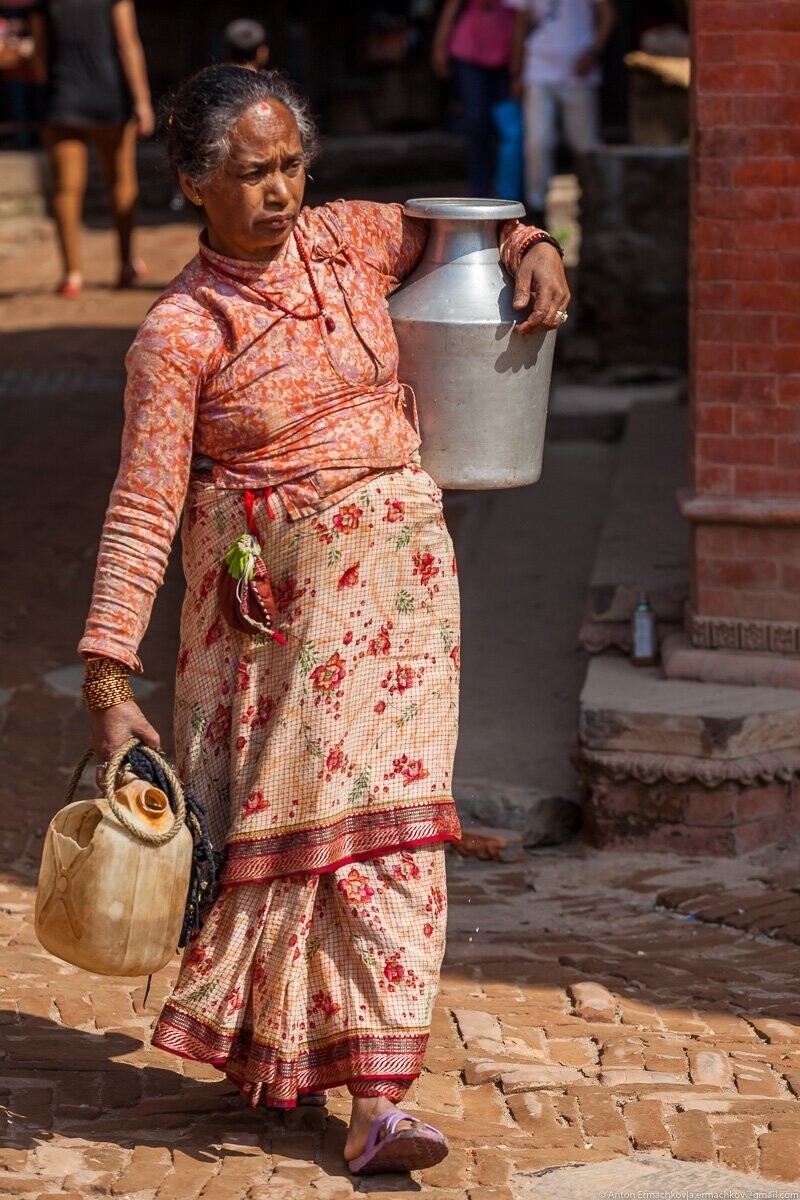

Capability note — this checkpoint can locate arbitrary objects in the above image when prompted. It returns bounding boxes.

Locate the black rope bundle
[123,746,225,947]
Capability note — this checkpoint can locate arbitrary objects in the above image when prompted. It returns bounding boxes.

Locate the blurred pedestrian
[224,18,270,70]
[431,0,521,199]
[30,0,154,297]
[507,0,615,225]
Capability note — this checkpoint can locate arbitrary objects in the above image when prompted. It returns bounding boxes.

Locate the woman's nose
[264,172,291,203]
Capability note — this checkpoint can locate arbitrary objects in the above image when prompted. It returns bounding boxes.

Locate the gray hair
[164,65,320,187]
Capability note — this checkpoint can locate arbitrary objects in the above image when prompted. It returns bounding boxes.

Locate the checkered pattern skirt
[152,464,460,1104]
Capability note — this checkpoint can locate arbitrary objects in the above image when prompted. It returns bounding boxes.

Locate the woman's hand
[512,243,571,335]
[91,700,161,787]
[134,99,155,138]
[431,39,450,78]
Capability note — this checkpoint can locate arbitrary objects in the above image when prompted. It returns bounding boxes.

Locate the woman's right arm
[80,302,212,765]
[111,0,154,136]
[431,0,463,78]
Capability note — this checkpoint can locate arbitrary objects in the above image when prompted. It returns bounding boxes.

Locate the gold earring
[192,192,203,207]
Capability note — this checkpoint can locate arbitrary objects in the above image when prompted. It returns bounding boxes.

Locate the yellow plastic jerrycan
[35,744,193,977]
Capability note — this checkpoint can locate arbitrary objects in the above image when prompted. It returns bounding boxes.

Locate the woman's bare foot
[344,1096,397,1162]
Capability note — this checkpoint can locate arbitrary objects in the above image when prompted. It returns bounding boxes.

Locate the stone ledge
[576,654,800,854]
[662,632,800,690]
[579,654,800,759]
[678,490,800,526]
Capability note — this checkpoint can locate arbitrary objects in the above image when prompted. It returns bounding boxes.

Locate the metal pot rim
[402,197,526,221]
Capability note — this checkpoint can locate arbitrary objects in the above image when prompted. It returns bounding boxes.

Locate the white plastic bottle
[631,591,658,667]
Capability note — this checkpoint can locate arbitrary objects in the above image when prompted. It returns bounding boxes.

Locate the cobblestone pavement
[4,220,800,1199]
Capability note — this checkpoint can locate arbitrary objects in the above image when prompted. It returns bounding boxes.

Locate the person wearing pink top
[432,0,520,198]
[78,64,569,1174]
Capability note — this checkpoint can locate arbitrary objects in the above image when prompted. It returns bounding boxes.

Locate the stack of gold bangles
[82,656,134,712]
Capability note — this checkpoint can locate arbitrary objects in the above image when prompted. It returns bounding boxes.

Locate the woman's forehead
[230,101,302,156]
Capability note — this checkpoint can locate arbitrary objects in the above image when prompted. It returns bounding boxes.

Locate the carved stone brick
[740,621,769,652]
[711,619,739,650]
[770,624,798,655]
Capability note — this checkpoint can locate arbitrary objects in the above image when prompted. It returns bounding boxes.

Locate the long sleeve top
[79,200,541,671]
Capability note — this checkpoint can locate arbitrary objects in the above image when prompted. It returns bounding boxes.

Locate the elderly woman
[79,65,569,1174]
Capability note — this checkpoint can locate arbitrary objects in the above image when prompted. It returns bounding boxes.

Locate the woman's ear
[178,171,203,207]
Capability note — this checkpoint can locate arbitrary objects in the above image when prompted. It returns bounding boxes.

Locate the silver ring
[556,309,569,325]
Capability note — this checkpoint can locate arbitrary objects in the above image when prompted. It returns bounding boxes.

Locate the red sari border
[220,798,461,885]
[153,1004,429,1107]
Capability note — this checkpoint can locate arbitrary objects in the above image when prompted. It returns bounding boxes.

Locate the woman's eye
[285,161,303,175]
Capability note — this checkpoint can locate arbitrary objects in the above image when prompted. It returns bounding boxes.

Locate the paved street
[3,220,800,1199]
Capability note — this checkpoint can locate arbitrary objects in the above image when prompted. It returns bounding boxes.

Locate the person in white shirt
[506,0,615,222]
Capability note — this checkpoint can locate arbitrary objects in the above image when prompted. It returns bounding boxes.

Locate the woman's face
[182,101,306,262]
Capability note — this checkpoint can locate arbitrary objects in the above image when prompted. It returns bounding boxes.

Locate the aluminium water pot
[389,197,557,490]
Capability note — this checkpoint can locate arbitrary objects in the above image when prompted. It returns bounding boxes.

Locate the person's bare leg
[344,1095,400,1162]
[44,125,87,288]
[92,121,140,280]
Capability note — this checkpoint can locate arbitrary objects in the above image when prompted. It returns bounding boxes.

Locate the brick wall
[682,1,800,649]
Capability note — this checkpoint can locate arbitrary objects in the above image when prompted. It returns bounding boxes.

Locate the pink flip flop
[348,1109,449,1175]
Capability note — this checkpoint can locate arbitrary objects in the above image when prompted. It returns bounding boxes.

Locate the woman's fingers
[513,242,571,335]
[133,713,162,751]
[90,700,162,782]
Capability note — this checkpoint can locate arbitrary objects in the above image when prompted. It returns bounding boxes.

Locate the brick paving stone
[416,1072,463,1115]
[545,1038,597,1069]
[463,1059,508,1086]
[154,1161,219,1200]
[734,1065,785,1098]
[110,1145,172,1195]
[467,1187,514,1200]
[0,1180,44,1195]
[623,1099,671,1150]
[473,1149,512,1186]
[655,885,724,910]
[575,1093,628,1141]
[500,1065,584,1093]
[309,1179,355,1199]
[749,1018,800,1043]
[759,1130,800,1182]
[713,1119,761,1174]
[506,1094,582,1148]
[689,1049,735,1090]
[668,1110,715,1162]
[461,1084,508,1127]
[420,1147,470,1189]
[454,1010,503,1045]
[601,1068,688,1086]
[567,982,617,1022]
[600,1037,645,1068]
[685,891,770,922]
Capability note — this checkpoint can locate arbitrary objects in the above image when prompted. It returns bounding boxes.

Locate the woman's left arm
[28,10,48,86]
[111,0,154,136]
[326,200,428,293]
[500,223,571,334]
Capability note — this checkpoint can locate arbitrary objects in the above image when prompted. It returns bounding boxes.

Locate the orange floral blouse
[80,200,541,671]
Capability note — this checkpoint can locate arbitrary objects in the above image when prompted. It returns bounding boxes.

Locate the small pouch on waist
[219,533,286,645]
